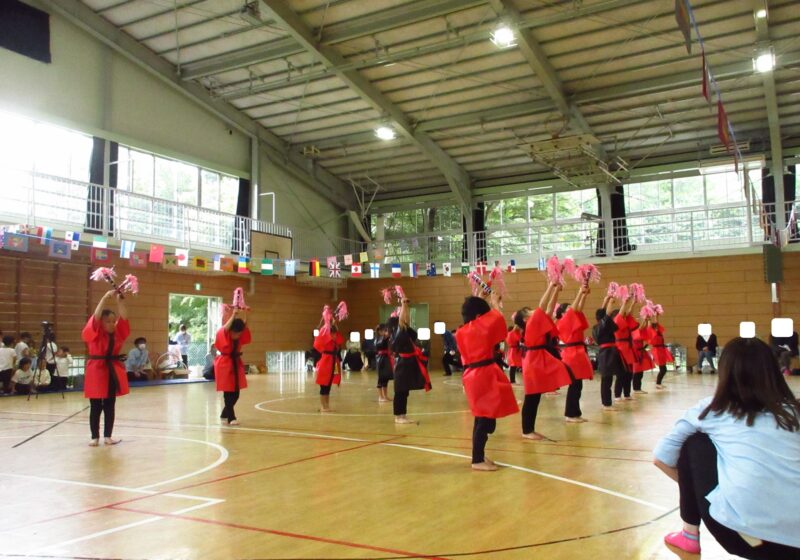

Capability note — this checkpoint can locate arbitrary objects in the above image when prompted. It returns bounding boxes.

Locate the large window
[116,146,239,213]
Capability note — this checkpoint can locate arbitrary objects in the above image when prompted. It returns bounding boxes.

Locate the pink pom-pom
[390,307,400,318]
[335,301,348,322]
[231,287,250,310]
[607,282,619,298]
[394,285,406,302]
[381,287,394,304]
[616,284,629,301]
[574,264,601,285]
[629,283,646,303]
[654,303,664,315]
[546,255,562,285]
[562,258,577,279]
[511,311,518,324]
[489,266,507,298]
[122,274,139,295]
[90,267,116,282]
[320,305,333,333]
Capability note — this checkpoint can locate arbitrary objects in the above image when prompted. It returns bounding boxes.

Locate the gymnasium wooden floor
[2,368,795,560]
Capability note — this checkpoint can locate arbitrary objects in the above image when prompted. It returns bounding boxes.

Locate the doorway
[168,294,222,367]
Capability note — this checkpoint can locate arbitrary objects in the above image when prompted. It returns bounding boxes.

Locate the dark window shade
[0,1,51,63]
[232,178,251,255]
[595,185,635,256]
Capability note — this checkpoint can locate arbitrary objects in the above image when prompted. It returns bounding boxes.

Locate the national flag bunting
[49,240,71,260]
[149,244,164,264]
[408,262,418,278]
[344,254,353,266]
[351,263,362,277]
[129,251,148,268]
[285,260,296,277]
[91,247,110,263]
[309,259,320,277]
[461,262,470,275]
[193,257,208,271]
[3,232,28,253]
[176,248,189,267]
[120,240,136,259]
[426,262,436,277]
[38,226,52,245]
[701,50,711,102]
[475,261,487,275]
[370,262,380,278]
[329,261,341,278]
[717,100,731,149]
[507,259,517,273]
[237,257,249,274]
[391,263,402,278]
[261,259,273,275]
[674,0,692,54]
[65,231,81,250]
[359,251,369,263]
[92,236,107,249]
[442,263,452,277]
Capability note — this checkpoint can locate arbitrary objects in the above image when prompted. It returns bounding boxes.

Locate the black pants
[656,365,667,385]
[632,372,643,391]
[365,351,376,370]
[51,376,67,391]
[221,390,240,421]
[521,393,542,434]
[15,383,31,395]
[614,369,632,398]
[600,375,614,406]
[508,366,519,384]
[181,354,189,366]
[319,383,332,396]
[46,363,56,375]
[564,379,583,418]
[442,353,458,376]
[393,390,409,416]
[0,369,11,393]
[89,397,116,439]
[472,417,496,463]
[678,433,800,559]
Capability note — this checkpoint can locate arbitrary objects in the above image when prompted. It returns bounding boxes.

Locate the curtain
[461,203,486,263]
[0,1,51,63]
[761,165,797,243]
[595,184,635,256]
[232,178,251,255]
[85,137,117,234]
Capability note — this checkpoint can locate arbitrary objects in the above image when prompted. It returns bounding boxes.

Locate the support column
[375,215,386,259]
[598,184,615,257]
[464,212,476,265]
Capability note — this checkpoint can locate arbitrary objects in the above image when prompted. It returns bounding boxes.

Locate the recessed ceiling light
[755,8,767,18]
[754,51,775,73]
[490,25,515,48]
[375,126,396,140]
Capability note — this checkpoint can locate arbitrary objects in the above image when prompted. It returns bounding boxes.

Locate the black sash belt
[88,355,126,361]
[463,358,497,369]
[521,344,549,351]
[559,342,586,348]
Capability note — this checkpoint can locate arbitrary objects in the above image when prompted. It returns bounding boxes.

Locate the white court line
[135,436,229,490]
[31,500,220,554]
[255,396,471,417]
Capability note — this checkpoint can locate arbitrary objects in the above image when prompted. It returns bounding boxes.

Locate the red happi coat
[456,310,519,419]
[214,326,252,392]
[644,324,674,366]
[631,327,655,373]
[614,314,638,368]
[314,330,344,386]
[81,315,131,399]
[556,308,593,381]
[522,308,572,395]
[505,327,523,367]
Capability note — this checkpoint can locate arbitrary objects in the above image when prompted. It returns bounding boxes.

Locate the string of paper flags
[0,224,519,279]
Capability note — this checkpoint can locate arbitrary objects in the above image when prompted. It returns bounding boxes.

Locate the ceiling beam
[754,0,785,228]
[257,0,473,214]
[36,0,356,211]
[488,0,608,160]
[181,0,486,82]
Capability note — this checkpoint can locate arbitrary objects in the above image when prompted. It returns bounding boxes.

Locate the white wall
[0,7,348,240]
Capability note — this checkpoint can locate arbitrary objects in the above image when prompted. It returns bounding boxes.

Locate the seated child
[11,357,34,395]
[53,346,72,391]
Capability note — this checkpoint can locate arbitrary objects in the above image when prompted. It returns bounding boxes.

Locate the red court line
[111,505,449,560]
[12,436,402,532]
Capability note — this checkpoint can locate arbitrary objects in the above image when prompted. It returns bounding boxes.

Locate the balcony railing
[1,167,358,260]
[2,166,796,266]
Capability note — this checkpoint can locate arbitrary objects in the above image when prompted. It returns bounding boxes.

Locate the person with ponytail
[520,282,571,440]
[505,313,524,385]
[314,303,346,413]
[374,323,394,403]
[613,290,638,401]
[654,337,800,557]
[643,306,673,389]
[391,297,431,424]
[456,290,519,471]
[593,292,624,411]
[556,284,593,423]
[215,309,251,425]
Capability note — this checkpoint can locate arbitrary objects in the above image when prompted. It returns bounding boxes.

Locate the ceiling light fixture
[754,50,775,73]
[755,8,767,18]
[490,25,516,48]
[375,126,396,140]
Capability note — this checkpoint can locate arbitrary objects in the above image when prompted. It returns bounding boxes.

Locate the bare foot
[88,439,99,447]
[319,408,334,413]
[395,417,415,424]
[228,419,240,426]
[522,432,546,441]
[565,416,588,423]
[602,406,617,412]
[104,437,121,446]
[471,461,498,471]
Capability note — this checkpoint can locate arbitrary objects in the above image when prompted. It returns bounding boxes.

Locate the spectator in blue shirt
[653,337,800,558]
[126,337,151,382]
[442,328,460,376]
